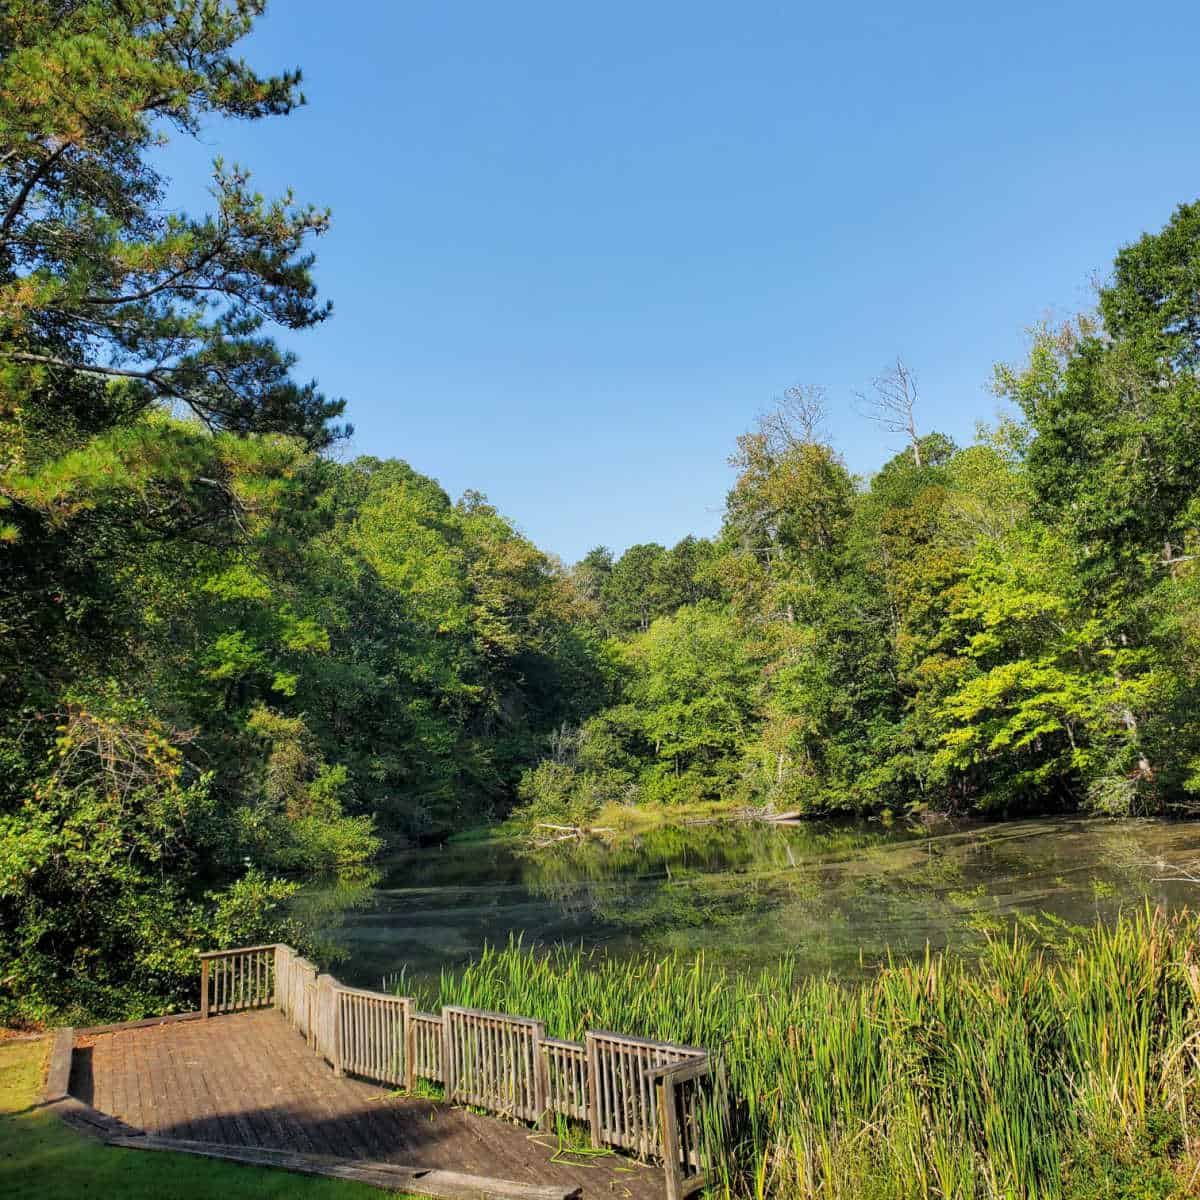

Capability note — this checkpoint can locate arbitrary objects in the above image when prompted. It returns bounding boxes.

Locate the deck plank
[75,1010,659,1199]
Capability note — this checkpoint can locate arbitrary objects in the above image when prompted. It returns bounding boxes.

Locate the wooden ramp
[71,1010,661,1199]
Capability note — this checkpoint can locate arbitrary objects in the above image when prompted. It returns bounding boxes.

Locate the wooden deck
[71,1010,662,1198]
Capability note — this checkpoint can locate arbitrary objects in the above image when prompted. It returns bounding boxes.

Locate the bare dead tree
[857,357,922,466]
[757,383,829,453]
[48,708,198,823]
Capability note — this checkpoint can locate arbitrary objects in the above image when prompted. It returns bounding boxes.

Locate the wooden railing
[652,1057,711,1200]
[337,987,408,1085]
[585,1029,702,1160]
[444,1006,545,1123]
[409,1010,444,1082]
[199,945,276,1018]
[202,943,713,1196]
[542,1037,588,1122]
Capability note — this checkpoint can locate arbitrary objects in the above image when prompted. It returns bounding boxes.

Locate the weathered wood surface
[107,1136,583,1200]
[201,944,275,1017]
[78,1011,202,1036]
[43,1025,75,1103]
[336,987,408,1084]
[270,941,710,1172]
[408,1010,444,1083]
[42,1025,140,1139]
[443,1006,545,1124]
[541,1038,588,1123]
[585,1029,704,1160]
[73,1010,661,1199]
[651,1059,712,1200]
[46,1093,141,1139]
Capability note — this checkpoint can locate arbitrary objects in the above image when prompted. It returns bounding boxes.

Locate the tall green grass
[412,907,1200,1199]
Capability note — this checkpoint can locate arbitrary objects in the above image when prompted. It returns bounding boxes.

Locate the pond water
[295,815,1200,991]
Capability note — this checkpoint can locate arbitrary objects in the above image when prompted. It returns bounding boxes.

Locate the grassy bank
[0,1038,388,1199]
[419,908,1200,1199]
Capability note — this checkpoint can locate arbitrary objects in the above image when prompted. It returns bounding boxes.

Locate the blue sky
[161,1,1200,563]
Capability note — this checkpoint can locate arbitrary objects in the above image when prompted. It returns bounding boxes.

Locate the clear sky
[161,1,1200,563]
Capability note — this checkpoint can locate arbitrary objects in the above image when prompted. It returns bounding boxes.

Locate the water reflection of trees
[292,819,1200,984]
[287,866,382,964]
[511,818,1200,977]
[516,819,919,885]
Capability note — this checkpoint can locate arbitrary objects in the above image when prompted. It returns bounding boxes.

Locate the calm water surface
[295,816,1200,990]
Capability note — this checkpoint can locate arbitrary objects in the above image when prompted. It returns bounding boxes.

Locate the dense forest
[0,3,608,1020]
[530,281,1200,824]
[528,209,1200,825]
[3,3,1200,1023]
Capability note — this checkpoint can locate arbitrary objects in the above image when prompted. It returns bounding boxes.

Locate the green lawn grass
[0,1037,399,1199]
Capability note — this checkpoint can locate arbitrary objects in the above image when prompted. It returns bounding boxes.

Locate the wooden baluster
[531,1023,545,1126]
[332,991,342,1077]
[618,1042,629,1148]
[607,1042,619,1146]
[359,996,366,1077]
[354,993,361,1075]
[366,996,373,1076]
[378,998,385,1080]
[642,1045,654,1158]
[404,1004,415,1091]
[379,1000,387,1081]
[365,998,373,1078]
[370,997,378,1079]
[492,1018,502,1111]
[358,996,366,1077]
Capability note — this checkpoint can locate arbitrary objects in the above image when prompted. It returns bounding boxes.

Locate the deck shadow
[68,1044,94,1106]
[74,1010,662,1199]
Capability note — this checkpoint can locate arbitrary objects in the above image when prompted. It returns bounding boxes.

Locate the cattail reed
[405,907,1200,1198]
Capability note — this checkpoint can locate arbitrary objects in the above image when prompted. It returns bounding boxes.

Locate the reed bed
[412,907,1200,1199]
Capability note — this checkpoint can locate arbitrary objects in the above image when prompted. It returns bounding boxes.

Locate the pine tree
[0,1,343,453]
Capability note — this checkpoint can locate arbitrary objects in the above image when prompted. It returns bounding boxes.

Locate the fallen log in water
[529,822,615,847]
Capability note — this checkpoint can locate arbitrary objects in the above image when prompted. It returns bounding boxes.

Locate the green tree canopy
[0,0,343,448]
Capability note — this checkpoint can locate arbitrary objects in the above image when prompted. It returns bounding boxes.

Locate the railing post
[404,1000,416,1092]
[331,985,343,1076]
[200,958,210,1020]
[442,1010,456,1103]
[532,1021,548,1130]
[274,944,288,1014]
[658,1074,683,1200]
[585,1031,602,1148]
